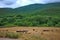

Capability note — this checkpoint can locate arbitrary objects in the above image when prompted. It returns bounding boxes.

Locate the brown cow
[16,30,28,33]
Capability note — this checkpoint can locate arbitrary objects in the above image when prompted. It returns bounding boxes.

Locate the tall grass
[6,32,19,39]
[0,31,19,39]
[0,31,46,40]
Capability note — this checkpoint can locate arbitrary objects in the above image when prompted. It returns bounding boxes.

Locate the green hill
[0,2,60,27]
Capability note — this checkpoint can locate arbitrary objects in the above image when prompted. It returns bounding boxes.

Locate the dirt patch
[0,38,20,40]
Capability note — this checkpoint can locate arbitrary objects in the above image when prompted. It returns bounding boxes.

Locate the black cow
[16,30,28,33]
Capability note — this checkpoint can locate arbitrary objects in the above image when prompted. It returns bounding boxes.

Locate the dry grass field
[0,27,60,40]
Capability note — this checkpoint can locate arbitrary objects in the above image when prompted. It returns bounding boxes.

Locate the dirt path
[0,38,20,40]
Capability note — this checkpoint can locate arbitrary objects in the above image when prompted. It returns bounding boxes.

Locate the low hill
[0,2,60,27]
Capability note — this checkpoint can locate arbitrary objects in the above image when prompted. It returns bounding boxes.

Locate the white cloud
[0,0,60,8]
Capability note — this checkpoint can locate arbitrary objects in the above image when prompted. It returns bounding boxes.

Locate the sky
[0,0,60,8]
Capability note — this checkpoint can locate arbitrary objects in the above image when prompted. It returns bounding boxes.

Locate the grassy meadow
[0,27,60,40]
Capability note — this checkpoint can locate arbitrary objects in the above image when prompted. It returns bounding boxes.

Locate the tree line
[0,14,60,27]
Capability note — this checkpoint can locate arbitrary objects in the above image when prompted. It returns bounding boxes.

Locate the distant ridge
[0,2,60,15]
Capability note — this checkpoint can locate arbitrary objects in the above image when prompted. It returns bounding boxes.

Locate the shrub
[6,32,19,39]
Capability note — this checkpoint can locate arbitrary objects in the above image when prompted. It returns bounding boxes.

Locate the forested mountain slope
[0,2,60,27]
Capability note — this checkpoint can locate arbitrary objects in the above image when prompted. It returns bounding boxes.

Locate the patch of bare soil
[0,38,20,40]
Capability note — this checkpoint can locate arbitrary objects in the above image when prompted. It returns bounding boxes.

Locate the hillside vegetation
[0,3,60,27]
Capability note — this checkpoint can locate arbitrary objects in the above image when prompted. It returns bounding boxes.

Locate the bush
[55,22,60,27]
[6,32,19,39]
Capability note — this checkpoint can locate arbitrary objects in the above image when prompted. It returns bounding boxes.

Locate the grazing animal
[43,29,50,32]
[16,30,28,33]
[33,29,35,31]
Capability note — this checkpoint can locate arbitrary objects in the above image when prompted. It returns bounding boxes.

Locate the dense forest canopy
[0,2,60,27]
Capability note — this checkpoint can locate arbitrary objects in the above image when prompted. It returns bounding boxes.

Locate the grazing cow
[16,30,28,33]
[43,29,50,32]
[33,29,35,31]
